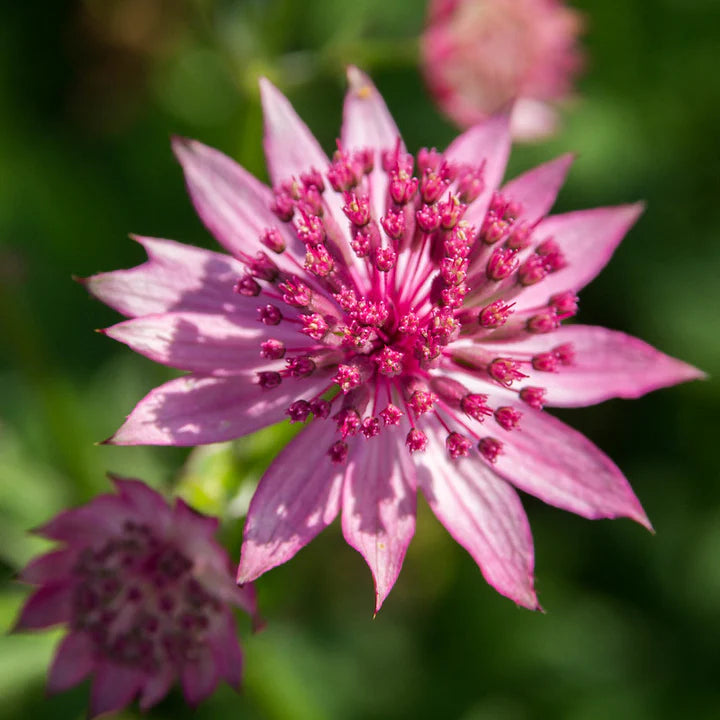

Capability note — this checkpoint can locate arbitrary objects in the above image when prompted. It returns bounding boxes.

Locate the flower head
[85,67,702,613]
[14,477,256,716]
[422,0,584,139]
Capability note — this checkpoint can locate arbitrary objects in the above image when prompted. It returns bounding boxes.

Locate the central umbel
[233,139,575,464]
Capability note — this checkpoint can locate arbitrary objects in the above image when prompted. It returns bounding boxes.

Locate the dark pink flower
[422,0,584,139]
[14,477,256,716]
[85,68,702,613]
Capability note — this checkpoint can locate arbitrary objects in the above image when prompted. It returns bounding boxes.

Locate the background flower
[14,477,255,717]
[422,0,584,139]
[1,1,718,718]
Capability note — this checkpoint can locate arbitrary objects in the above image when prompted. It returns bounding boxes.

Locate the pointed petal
[138,667,175,711]
[237,418,344,583]
[342,66,402,221]
[493,404,651,527]
[47,632,95,694]
[103,311,305,376]
[90,662,144,718]
[514,204,645,311]
[34,495,127,543]
[445,113,512,225]
[172,137,302,264]
[181,648,219,706]
[108,372,328,446]
[110,475,172,531]
[14,582,73,629]
[341,427,416,612]
[18,549,76,585]
[259,78,330,186]
[208,611,243,688]
[417,425,538,609]
[82,236,247,318]
[501,153,574,224]
[481,325,705,407]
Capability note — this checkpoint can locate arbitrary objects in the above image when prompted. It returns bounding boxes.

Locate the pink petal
[34,495,127,543]
[514,204,645,311]
[208,611,243,688]
[444,113,512,226]
[103,311,304,376]
[14,582,73,630]
[108,372,328,446]
[47,632,95,694]
[259,77,330,186]
[416,425,538,609]
[481,325,705,407]
[138,667,175,711]
[342,66,403,221]
[341,427,416,613]
[82,236,247,318]
[501,153,574,224]
[109,475,172,531]
[237,418,345,583]
[492,403,651,527]
[90,662,144,718]
[181,648,219,706]
[18,549,76,585]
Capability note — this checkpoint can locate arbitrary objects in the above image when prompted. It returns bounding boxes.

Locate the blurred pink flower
[422,0,584,139]
[85,68,701,612]
[15,477,256,716]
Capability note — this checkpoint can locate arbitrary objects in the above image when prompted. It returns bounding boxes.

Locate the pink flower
[85,68,702,613]
[421,0,584,140]
[14,477,256,716]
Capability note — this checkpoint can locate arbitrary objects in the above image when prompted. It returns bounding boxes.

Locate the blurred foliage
[1,0,719,718]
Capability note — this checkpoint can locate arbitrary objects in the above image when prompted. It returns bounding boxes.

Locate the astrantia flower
[14,477,256,716]
[422,0,584,139]
[85,68,702,612]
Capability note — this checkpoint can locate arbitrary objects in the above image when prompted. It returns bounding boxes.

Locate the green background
[1,0,719,718]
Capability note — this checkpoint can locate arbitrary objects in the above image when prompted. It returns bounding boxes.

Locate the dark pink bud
[279,277,313,307]
[532,352,558,372]
[328,440,349,464]
[517,255,548,286]
[258,304,282,325]
[334,364,363,393]
[478,300,514,328]
[456,166,485,204]
[480,215,510,245]
[441,284,467,308]
[235,275,261,296]
[416,204,441,233]
[446,431,472,459]
[300,313,329,340]
[420,170,448,204]
[438,194,465,230]
[361,416,381,439]
[301,167,325,193]
[389,171,418,205]
[506,221,532,250]
[260,227,286,254]
[409,390,436,416]
[494,406,522,431]
[380,209,405,240]
[553,343,575,365]
[355,148,374,174]
[248,252,279,282]
[305,244,334,277]
[398,312,419,334]
[257,371,282,389]
[309,398,331,419]
[520,386,546,409]
[286,355,316,377]
[343,191,371,226]
[488,358,527,387]
[374,247,397,272]
[334,286,357,312]
[334,408,361,438]
[478,437,503,463]
[461,393,492,421]
[550,292,579,318]
[294,211,325,246]
[526,308,560,334]
[429,306,459,345]
[286,400,311,423]
[486,247,519,281]
[406,428,428,453]
[443,225,473,257]
[379,404,403,425]
[374,346,404,377]
[271,190,294,221]
[417,147,443,174]
[260,339,285,359]
[440,256,468,286]
[351,223,379,258]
